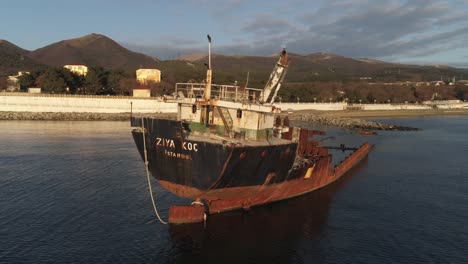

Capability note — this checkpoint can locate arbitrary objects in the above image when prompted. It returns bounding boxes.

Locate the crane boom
[262,49,289,104]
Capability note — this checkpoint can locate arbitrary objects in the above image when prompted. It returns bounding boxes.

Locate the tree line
[16,66,174,96]
[11,66,468,103]
[278,82,468,103]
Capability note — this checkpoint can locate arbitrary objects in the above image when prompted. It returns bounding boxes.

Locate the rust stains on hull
[167,142,374,224]
[169,205,205,224]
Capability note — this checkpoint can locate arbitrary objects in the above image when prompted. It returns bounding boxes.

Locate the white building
[133,85,151,98]
[136,68,161,84]
[27,87,42,94]
[7,71,30,91]
[64,65,88,76]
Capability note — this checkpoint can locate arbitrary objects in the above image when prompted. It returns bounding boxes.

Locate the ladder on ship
[175,121,186,141]
[216,106,233,137]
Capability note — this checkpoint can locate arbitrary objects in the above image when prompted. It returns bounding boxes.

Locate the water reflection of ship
[168,157,369,263]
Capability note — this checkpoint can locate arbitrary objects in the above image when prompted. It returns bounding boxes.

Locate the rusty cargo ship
[131,36,374,224]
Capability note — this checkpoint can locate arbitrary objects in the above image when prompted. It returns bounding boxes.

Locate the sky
[1,0,468,67]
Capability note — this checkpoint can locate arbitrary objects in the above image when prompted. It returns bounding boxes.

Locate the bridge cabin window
[275,116,281,126]
[236,109,242,118]
[283,116,290,127]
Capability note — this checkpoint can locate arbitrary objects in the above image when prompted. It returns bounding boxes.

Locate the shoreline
[292,109,468,118]
[2,109,467,121]
[0,112,176,121]
[2,109,467,131]
[287,109,468,131]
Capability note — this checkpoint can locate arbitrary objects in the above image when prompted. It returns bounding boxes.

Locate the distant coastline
[4,109,468,132]
[2,108,468,122]
[291,108,468,118]
[2,93,467,131]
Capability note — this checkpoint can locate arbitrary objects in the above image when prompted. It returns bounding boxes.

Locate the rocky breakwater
[289,113,418,131]
[0,112,177,121]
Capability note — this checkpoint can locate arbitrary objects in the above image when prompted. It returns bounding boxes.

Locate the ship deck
[186,132,294,147]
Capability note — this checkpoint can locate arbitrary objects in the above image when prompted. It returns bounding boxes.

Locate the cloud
[189,0,246,14]
[254,0,467,63]
[243,13,295,35]
[122,42,204,60]
[122,0,468,66]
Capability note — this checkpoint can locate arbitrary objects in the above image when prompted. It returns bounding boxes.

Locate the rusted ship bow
[131,36,374,224]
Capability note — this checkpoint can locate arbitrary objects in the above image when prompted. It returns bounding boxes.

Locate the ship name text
[164,150,193,160]
[155,137,198,152]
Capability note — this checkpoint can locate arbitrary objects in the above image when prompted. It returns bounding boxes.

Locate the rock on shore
[1,111,417,131]
[0,112,176,121]
[289,113,419,131]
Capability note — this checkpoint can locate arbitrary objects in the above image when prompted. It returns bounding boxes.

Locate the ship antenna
[207,34,212,70]
[244,71,250,88]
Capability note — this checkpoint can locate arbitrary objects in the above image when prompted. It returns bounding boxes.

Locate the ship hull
[132,118,298,192]
[164,141,372,214]
[131,117,374,223]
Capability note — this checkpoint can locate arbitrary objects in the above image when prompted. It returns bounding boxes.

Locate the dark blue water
[1,117,467,264]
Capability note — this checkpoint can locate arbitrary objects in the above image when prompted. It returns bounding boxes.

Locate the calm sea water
[0,117,467,264]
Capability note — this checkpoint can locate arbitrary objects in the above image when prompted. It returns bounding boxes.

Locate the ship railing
[175,83,253,102]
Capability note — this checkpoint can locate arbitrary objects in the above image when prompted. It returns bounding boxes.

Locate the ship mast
[204,34,212,100]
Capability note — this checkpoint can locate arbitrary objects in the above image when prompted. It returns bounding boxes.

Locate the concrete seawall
[0,93,177,113]
[1,93,467,122]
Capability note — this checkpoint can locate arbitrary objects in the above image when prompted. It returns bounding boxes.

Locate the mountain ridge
[0,39,30,55]
[27,33,160,70]
[0,39,45,76]
[1,33,467,85]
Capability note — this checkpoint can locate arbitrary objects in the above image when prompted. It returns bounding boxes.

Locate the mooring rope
[141,117,168,225]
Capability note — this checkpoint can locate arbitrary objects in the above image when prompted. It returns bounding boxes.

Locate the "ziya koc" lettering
[155,137,198,152]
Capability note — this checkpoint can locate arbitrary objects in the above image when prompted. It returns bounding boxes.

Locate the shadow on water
[167,158,370,264]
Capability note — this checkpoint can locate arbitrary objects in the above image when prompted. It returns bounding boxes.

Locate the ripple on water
[1,119,468,264]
